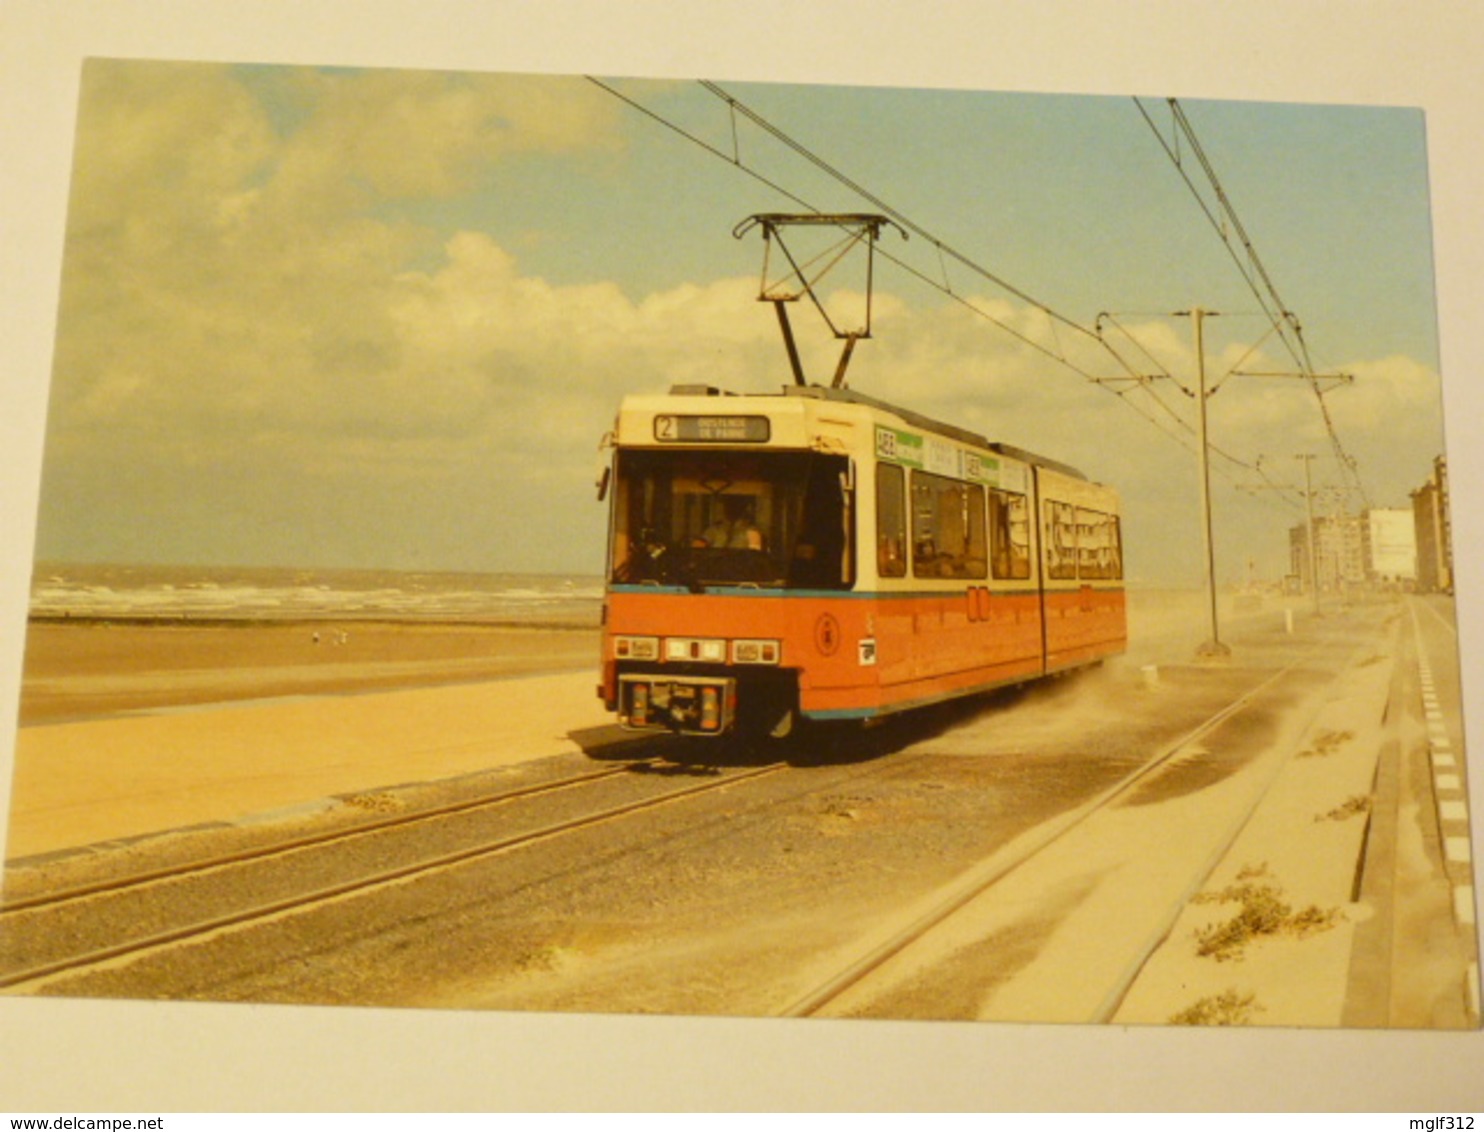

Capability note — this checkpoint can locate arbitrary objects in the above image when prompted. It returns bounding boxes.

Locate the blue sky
[32,61,1446,585]
[357,76,1438,364]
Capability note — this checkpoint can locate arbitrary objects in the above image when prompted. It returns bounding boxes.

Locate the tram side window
[989,488,1031,580]
[876,463,908,578]
[1043,499,1078,581]
[1077,509,1123,580]
[911,471,987,580]
[1077,509,1099,579]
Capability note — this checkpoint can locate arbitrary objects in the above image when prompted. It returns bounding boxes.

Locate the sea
[28,562,605,626]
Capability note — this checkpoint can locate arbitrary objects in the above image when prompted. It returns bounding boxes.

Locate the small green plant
[1170,989,1263,1026]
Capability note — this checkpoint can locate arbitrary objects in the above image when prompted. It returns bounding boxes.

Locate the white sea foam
[29,563,603,624]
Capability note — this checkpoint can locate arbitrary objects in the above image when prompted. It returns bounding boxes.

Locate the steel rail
[1087,639,1353,1022]
[2,760,660,915]
[1,761,787,992]
[780,649,1328,1019]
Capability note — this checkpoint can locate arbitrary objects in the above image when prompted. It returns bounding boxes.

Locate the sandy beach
[5,620,610,860]
[16,619,601,726]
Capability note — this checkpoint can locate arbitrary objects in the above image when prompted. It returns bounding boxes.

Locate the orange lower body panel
[603,585,1127,727]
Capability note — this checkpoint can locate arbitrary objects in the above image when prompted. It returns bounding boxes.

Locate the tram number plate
[654,415,770,443]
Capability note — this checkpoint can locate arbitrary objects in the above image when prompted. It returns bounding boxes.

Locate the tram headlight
[664,637,726,663]
[613,635,660,660]
[630,683,650,726]
[731,639,782,665]
[700,686,721,732]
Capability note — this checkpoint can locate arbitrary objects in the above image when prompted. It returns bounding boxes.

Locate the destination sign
[654,414,771,443]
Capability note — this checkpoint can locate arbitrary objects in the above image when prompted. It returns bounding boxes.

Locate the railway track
[2,759,658,915]
[0,755,787,993]
[3,610,1390,1018]
[781,634,1350,1020]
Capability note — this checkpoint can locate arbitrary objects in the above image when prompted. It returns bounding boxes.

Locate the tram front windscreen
[609,449,853,591]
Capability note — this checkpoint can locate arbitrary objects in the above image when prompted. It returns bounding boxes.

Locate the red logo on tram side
[967,586,991,621]
[814,613,841,655]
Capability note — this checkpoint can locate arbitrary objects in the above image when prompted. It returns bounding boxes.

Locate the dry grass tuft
[1295,729,1355,758]
[1192,863,1339,961]
[342,792,404,813]
[1170,989,1263,1026]
[1316,793,1372,822]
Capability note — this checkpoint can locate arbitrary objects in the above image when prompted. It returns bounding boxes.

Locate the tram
[596,381,1127,738]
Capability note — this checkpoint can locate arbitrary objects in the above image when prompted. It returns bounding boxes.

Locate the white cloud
[38,59,789,569]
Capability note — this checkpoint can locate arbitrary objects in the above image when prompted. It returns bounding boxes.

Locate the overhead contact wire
[590,76,1300,502]
[1135,97,1370,507]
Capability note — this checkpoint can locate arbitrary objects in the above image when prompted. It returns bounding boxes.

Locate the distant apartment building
[1412,456,1453,593]
[1288,507,1418,593]
[1287,459,1450,594]
[1289,512,1366,592]
[1364,508,1417,587]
